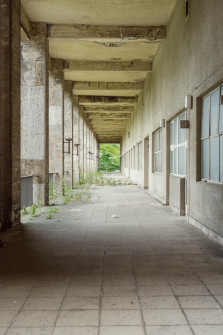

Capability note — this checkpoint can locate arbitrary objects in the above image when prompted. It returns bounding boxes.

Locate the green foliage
[62,177,73,203]
[99,143,120,172]
[48,207,58,214]
[74,191,82,202]
[49,180,56,200]
[29,201,42,217]
[21,206,28,215]
[46,213,53,220]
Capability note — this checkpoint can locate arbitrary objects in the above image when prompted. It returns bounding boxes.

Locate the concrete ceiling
[22,0,176,142]
[22,0,176,26]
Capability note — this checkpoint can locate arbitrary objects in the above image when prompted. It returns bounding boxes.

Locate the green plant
[49,180,56,200]
[62,177,73,203]
[74,191,82,202]
[46,213,53,219]
[21,206,28,215]
[112,179,116,186]
[48,207,58,214]
[29,201,42,217]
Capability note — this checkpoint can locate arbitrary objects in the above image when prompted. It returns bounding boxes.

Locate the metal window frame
[170,112,187,177]
[201,85,223,183]
[154,129,163,173]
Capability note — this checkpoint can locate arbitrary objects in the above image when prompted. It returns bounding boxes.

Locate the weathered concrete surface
[21,23,49,206]
[122,0,223,237]
[63,81,73,186]
[1,184,223,334]
[72,96,80,184]
[0,0,21,229]
[49,67,64,193]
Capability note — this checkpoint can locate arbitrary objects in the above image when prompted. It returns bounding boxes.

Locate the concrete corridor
[1,185,223,335]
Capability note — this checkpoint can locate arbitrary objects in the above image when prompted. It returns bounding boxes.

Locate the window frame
[170,112,187,178]
[201,85,223,184]
[153,128,163,174]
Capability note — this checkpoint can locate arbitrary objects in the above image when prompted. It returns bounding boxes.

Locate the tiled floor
[1,184,223,334]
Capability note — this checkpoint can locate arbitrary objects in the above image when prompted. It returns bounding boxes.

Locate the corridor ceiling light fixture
[64,138,72,154]
[185,95,192,108]
[160,119,165,128]
[73,143,80,156]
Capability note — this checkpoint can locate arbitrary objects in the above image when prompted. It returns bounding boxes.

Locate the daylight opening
[99,143,120,172]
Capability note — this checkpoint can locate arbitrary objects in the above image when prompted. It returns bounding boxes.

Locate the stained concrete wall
[122,0,223,238]
[64,81,73,186]
[21,23,49,205]
[49,67,64,192]
[0,0,21,228]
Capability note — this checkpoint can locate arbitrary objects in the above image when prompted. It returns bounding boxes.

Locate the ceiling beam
[73,81,143,96]
[79,96,136,107]
[67,60,151,72]
[48,24,166,42]
[21,7,31,38]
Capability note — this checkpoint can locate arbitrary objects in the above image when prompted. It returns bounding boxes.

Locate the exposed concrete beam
[21,7,31,38]
[67,60,151,72]
[49,24,166,42]
[83,108,134,114]
[79,96,136,105]
[73,81,143,97]
[88,116,131,120]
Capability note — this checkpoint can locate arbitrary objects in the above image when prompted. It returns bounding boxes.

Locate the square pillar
[79,111,84,175]
[21,23,49,206]
[64,81,73,186]
[49,60,64,194]
[73,96,80,183]
[0,0,21,228]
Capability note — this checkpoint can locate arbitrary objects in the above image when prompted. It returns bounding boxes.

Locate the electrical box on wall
[185,95,192,108]
[180,120,190,128]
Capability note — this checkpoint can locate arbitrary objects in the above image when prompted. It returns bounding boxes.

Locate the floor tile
[171,285,210,296]
[52,327,98,335]
[146,325,193,335]
[184,309,223,324]
[56,310,99,327]
[100,326,145,335]
[178,296,220,309]
[62,297,99,309]
[191,325,223,335]
[102,297,139,309]
[0,311,17,327]
[101,310,142,326]
[12,311,57,327]
[143,309,187,325]
[7,328,53,335]
[140,296,180,309]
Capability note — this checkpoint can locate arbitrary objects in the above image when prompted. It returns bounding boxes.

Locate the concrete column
[83,121,87,175]
[21,23,49,205]
[49,60,64,194]
[79,111,84,175]
[73,96,80,183]
[63,81,73,186]
[0,0,21,228]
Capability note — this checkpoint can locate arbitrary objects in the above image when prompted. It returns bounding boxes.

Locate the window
[170,112,187,176]
[154,129,163,173]
[133,146,136,169]
[138,142,142,170]
[201,86,223,183]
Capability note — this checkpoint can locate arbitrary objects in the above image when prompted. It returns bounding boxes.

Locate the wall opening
[99,143,120,172]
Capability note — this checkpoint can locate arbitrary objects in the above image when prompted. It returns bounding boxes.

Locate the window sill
[200,179,223,186]
[153,172,162,175]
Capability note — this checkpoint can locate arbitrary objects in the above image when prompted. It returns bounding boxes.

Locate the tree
[99,143,120,172]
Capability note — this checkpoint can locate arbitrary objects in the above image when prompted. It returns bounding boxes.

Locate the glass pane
[220,136,223,183]
[155,152,162,173]
[202,96,210,138]
[220,94,223,133]
[210,88,220,136]
[159,130,163,151]
[170,150,174,174]
[174,148,178,174]
[178,113,187,144]
[202,139,209,180]
[178,146,186,175]
[170,122,174,145]
[154,131,159,152]
[174,119,178,145]
[210,136,219,182]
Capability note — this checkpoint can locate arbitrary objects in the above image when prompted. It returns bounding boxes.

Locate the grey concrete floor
[1,185,223,335]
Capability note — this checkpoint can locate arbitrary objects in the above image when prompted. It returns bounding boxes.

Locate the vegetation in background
[99,143,120,172]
